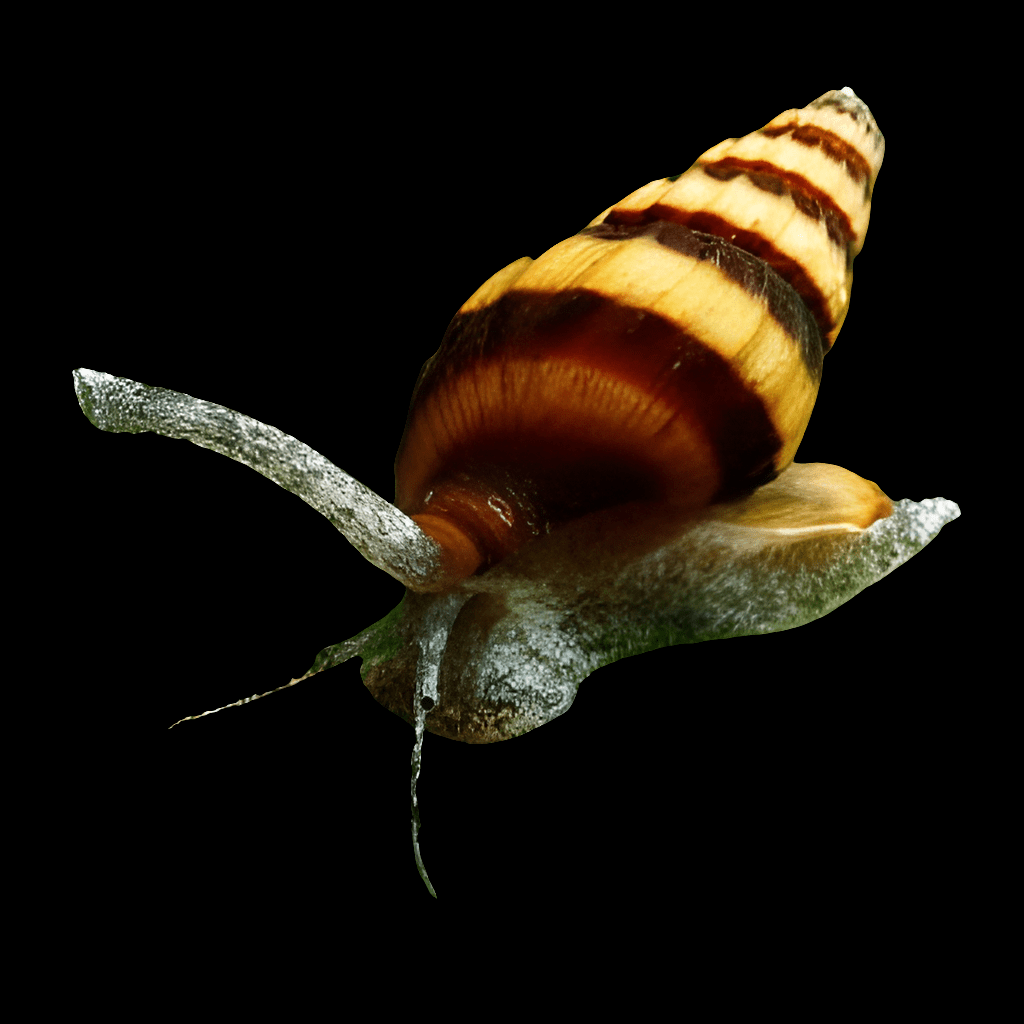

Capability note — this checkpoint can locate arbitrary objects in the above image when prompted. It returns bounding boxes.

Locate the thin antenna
[168,676,306,728]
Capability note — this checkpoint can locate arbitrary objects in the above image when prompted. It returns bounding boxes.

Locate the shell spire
[591,87,884,351]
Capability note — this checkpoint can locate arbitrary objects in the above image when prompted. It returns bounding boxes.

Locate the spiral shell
[395,87,887,590]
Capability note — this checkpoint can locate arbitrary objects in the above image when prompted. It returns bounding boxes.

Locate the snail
[74,87,959,896]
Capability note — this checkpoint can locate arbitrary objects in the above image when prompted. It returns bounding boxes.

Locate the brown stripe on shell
[396,286,785,533]
[602,204,836,345]
[700,157,855,248]
[759,122,874,196]
[582,219,825,381]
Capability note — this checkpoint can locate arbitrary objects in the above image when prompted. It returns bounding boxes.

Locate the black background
[56,48,973,932]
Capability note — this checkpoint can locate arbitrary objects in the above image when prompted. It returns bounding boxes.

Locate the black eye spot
[421,697,435,711]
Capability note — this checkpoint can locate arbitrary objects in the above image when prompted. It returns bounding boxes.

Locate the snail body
[74,87,962,898]
[396,87,887,590]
